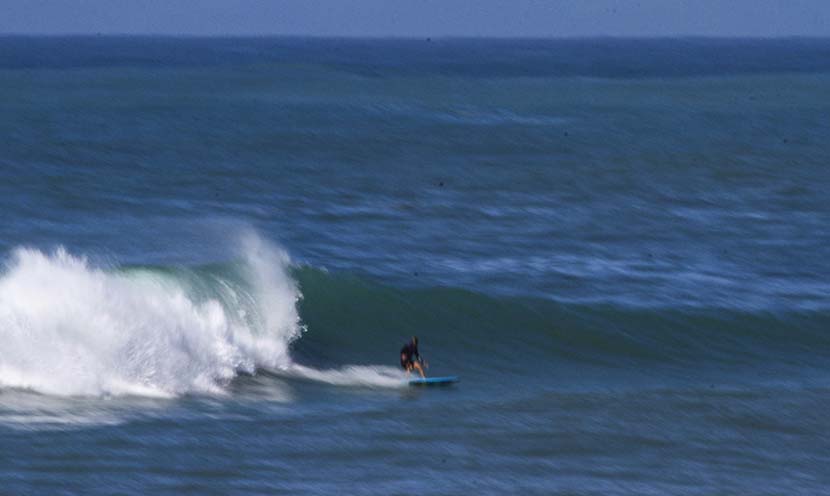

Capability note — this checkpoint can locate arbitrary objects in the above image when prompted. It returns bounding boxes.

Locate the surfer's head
[411,336,418,346]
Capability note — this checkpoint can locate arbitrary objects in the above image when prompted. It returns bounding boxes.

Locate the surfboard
[408,376,459,386]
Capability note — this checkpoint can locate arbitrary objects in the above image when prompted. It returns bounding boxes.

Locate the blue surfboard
[408,376,459,386]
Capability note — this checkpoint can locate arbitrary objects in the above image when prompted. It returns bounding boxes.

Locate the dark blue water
[1,37,829,495]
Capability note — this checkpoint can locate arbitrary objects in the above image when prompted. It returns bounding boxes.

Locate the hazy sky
[2,0,829,37]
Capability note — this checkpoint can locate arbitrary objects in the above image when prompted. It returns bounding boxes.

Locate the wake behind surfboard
[408,376,459,387]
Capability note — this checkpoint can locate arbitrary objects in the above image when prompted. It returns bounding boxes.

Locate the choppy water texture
[1,37,829,495]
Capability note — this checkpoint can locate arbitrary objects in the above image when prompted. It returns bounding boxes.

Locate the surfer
[400,336,427,378]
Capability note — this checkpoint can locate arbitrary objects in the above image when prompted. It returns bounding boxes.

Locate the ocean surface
[1,37,829,495]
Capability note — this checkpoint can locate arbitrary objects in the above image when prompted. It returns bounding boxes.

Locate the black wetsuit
[400,342,420,369]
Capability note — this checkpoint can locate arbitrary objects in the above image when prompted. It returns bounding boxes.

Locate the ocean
[1,37,829,494]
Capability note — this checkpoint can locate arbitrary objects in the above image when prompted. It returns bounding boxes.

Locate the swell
[292,267,830,372]
[1,242,826,398]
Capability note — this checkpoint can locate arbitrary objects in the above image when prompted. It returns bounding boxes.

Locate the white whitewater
[0,233,402,397]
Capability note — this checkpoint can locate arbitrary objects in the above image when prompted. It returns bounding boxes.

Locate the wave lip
[0,235,302,397]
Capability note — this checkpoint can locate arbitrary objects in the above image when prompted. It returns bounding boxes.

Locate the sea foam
[0,233,305,397]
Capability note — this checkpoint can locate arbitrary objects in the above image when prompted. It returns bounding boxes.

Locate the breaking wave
[0,233,404,397]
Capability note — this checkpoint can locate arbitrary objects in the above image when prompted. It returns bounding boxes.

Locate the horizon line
[2,33,830,41]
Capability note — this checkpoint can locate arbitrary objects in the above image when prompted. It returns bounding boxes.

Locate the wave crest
[0,235,302,397]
